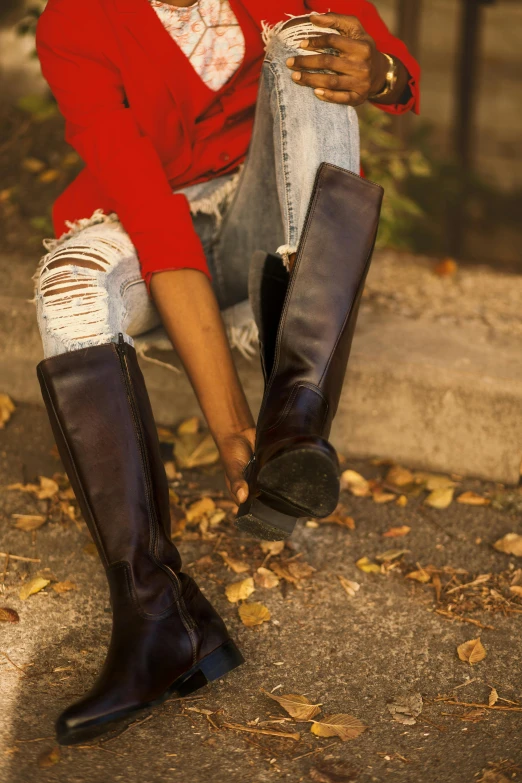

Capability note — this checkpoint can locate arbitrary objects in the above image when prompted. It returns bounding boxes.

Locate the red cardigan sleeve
[36,4,210,287]
[307,0,421,115]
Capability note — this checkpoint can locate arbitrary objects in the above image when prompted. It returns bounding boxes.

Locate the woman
[35,0,420,745]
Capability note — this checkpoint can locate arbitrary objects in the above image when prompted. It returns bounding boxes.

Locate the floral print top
[148,0,246,92]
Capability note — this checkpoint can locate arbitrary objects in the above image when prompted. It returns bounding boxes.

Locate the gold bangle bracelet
[369,53,398,100]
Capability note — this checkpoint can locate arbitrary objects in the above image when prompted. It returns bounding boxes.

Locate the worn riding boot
[236,163,383,540]
[37,336,243,745]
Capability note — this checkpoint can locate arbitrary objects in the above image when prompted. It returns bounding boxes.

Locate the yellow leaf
[375,549,409,563]
[177,416,201,435]
[255,567,280,589]
[263,690,321,721]
[38,169,60,184]
[434,258,458,277]
[457,638,486,665]
[260,541,284,556]
[0,394,15,428]
[386,465,414,487]
[219,551,250,574]
[406,569,431,583]
[37,746,61,769]
[52,580,77,594]
[310,714,367,741]
[37,476,59,500]
[209,509,226,527]
[320,506,355,529]
[340,470,370,497]
[22,157,45,173]
[173,431,219,469]
[425,487,454,509]
[164,461,178,481]
[19,577,50,600]
[186,497,215,525]
[396,495,408,507]
[510,585,522,597]
[12,514,47,531]
[493,533,522,557]
[372,490,396,504]
[270,560,315,586]
[489,687,499,707]
[457,491,490,506]
[425,474,456,491]
[338,575,360,597]
[355,556,381,574]
[238,602,271,627]
[382,525,411,538]
[225,577,255,603]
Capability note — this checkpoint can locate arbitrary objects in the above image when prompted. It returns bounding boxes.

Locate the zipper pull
[118,333,126,350]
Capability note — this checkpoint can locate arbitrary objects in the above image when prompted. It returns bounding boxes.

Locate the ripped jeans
[35,18,360,360]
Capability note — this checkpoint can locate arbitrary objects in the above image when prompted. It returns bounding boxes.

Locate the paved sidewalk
[2,250,522,483]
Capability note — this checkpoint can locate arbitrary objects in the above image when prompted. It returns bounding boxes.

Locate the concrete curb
[1,290,521,485]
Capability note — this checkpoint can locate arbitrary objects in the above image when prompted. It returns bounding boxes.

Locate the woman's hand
[285,13,403,106]
[217,427,256,506]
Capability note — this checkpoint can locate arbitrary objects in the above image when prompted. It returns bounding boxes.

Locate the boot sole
[56,639,244,746]
[235,494,299,541]
[257,440,340,519]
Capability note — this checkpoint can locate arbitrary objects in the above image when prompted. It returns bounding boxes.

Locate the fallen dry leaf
[396,495,408,507]
[320,507,355,530]
[340,470,370,497]
[39,168,60,184]
[387,693,423,725]
[457,638,487,665]
[83,541,97,557]
[372,490,396,504]
[386,465,414,487]
[406,568,431,583]
[12,514,47,532]
[37,476,60,500]
[177,416,201,435]
[338,575,360,598]
[238,602,271,627]
[186,497,216,525]
[19,577,50,600]
[264,690,321,721]
[355,556,381,574]
[0,394,15,429]
[209,509,226,527]
[509,585,522,597]
[173,431,219,469]
[37,746,61,769]
[219,551,250,574]
[270,560,315,586]
[260,541,285,557]
[479,771,510,783]
[457,491,490,506]
[493,533,522,557]
[434,257,458,277]
[424,474,456,491]
[311,714,366,741]
[22,156,46,173]
[164,461,178,481]
[375,549,409,563]
[382,525,410,538]
[255,567,280,589]
[225,577,255,603]
[223,722,300,741]
[425,487,454,509]
[488,688,499,707]
[52,580,77,594]
[0,607,20,623]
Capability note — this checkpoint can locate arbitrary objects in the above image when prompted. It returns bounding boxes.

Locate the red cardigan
[36,0,421,285]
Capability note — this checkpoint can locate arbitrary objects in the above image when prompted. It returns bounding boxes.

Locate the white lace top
[148,0,246,92]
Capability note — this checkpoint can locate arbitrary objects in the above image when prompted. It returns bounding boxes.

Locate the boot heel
[174,640,244,697]
[258,437,340,518]
[235,494,298,541]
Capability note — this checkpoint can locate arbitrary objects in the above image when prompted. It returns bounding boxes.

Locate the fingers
[309,12,365,39]
[290,69,360,94]
[298,33,357,55]
[232,480,249,506]
[314,88,365,106]
[287,53,341,73]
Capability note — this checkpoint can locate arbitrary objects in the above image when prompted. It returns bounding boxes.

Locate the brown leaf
[396,495,408,507]
[457,638,487,665]
[255,567,280,589]
[338,576,360,598]
[311,714,367,741]
[186,497,216,525]
[238,602,271,627]
[425,487,454,509]
[375,549,409,563]
[287,560,315,580]
[310,764,358,783]
[424,474,456,491]
[488,688,499,707]
[406,569,431,584]
[225,577,255,603]
[173,431,219,469]
[177,416,201,435]
[386,465,414,487]
[264,690,321,721]
[164,461,178,481]
[382,525,410,538]
[260,541,285,556]
[493,533,522,557]
[355,557,381,574]
[19,577,50,600]
[82,541,97,557]
[218,551,250,574]
[0,607,20,623]
[320,507,355,530]
[12,514,47,532]
[37,746,61,769]
[387,693,423,725]
[510,585,522,597]
[372,490,396,504]
[22,156,46,173]
[52,580,77,594]
[340,470,370,497]
[0,394,15,429]
[457,491,490,506]
[38,168,60,184]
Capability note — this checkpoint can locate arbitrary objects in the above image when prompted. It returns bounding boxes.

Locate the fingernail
[298,39,308,48]
[292,72,302,81]
[286,57,295,67]
[315,88,325,96]
[237,487,248,504]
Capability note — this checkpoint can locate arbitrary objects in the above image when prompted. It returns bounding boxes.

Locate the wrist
[370,51,389,96]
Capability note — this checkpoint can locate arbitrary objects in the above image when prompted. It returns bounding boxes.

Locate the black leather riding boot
[37,336,243,745]
[236,163,383,541]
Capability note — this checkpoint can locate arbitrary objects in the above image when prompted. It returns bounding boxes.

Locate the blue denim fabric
[35,22,360,359]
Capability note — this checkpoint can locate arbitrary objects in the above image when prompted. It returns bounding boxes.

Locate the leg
[214,15,360,308]
[34,221,243,745]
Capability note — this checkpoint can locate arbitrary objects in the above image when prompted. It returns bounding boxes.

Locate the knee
[263,15,316,56]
